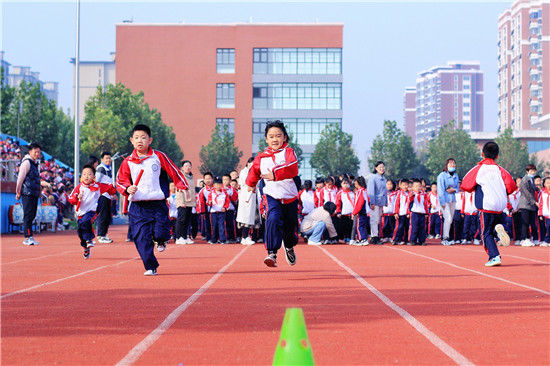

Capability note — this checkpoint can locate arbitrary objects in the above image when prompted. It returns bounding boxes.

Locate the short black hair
[82,164,96,175]
[264,120,289,139]
[533,175,541,180]
[353,176,366,188]
[181,160,191,167]
[231,179,238,184]
[373,160,384,174]
[101,151,111,158]
[315,177,325,185]
[28,142,41,151]
[87,155,100,165]
[482,142,499,160]
[303,179,312,190]
[222,174,231,179]
[132,124,151,137]
[203,172,213,178]
[213,177,223,184]
[323,201,337,216]
[247,156,255,164]
[411,178,421,184]
[399,178,410,185]
[525,164,536,172]
[324,176,335,184]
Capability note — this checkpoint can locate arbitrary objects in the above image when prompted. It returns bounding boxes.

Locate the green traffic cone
[273,308,315,366]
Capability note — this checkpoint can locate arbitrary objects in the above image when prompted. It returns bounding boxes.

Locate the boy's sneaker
[539,242,549,247]
[398,241,405,245]
[495,224,510,247]
[485,255,501,267]
[461,239,468,244]
[427,235,434,239]
[86,240,95,248]
[441,239,451,246]
[156,241,166,252]
[186,238,195,244]
[284,247,296,266]
[175,237,187,245]
[473,239,481,245]
[143,269,157,276]
[263,253,277,267]
[98,236,113,244]
[533,240,540,245]
[22,237,34,246]
[30,237,40,245]
[521,239,535,247]
[514,240,521,246]
[360,240,369,246]
[307,240,322,246]
[391,241,398,245]
[348,240,356,245]
[83,248,90,259]
[435,234,441,239]
[125,238,132,242]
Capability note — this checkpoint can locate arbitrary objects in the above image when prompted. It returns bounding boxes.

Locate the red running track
[2,226,549,365]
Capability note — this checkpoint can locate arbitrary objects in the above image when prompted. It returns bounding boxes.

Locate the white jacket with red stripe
[538,189,550,218]
[116,147,188,202]
[246,143,298,201]
[460,158,516,213]
[69,181,117,217]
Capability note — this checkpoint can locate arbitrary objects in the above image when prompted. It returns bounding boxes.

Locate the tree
[81,83,183,167]
[495,128,541,178]
[369,120,418,181]
[1,80,74,165]
[425,121,479,182]
[199,124,243,177]
[258,132,303,165]
[310,124,360,177]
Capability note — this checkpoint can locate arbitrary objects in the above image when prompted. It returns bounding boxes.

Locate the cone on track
[273,308,315,366]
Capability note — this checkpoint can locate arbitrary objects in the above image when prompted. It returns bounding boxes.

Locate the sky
[1,0,511,158]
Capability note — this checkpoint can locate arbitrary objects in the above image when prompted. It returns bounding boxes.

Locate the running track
[2,226,549,365]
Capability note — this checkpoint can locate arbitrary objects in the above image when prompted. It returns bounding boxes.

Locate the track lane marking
[386,246,550,295]
[1,257,139,299]
[318,246,475,366]
[449,246,550,264]
[116,246,249,366]
[3,250,82,265]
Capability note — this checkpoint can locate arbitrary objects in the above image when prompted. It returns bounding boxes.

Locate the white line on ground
[319,246,475,366]
[116,246,250,366]
[0,257,139,299]
[386,246,550,296]
[450,246,550,264]
[3,250,81,265]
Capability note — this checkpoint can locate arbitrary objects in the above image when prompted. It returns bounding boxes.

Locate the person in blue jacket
[437,158,460,246]
[367,161,387,244]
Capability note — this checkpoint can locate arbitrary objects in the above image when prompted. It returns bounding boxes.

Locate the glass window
[253,47,342,75]
[217,49,235,74]
[217,83,235,109]
[216,118,235,135]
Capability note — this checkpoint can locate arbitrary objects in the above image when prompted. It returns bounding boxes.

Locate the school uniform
[428,192,443,237]
[336,189,355,240]
[352,187,370,241]
[246,142,299,254]
[95,162,114,238]
[452,192,464,242]
[167,193,177,238]
[461,191,480,241]
[224,186,238,242]
[508,190,521,240]
[382,191,397,240]
[69,181,117,248]
[461,158,516,260]
[407,191,429,245]
[535,190,546,243]
[117,147,189,271]
[538,189,550,244]
[298,189,315,219]
[208,189,230,243]
[198,186,213,241]
[392,190,410,243]
[314,188,324,208]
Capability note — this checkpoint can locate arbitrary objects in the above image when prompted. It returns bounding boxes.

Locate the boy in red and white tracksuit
[207,178,230,244]
[69,164,116,258]
[392,180,410,244]
[428,183,442,239]
[537,179,550,246]
[335,179,355,242]
[407,179,429,245]
[461,142,516,266]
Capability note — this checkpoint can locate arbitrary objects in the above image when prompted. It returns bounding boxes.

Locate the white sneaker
[97,236,113,244]
[473,239,480,245]
[157,242,166,252]
[514,240,521,246]
[22,238,34,246]
[427,235,434,239]
[461,239,467,244]
[29,237,39,245]
[435,234,441,239]
[86,240,95,248]
[143,269,157,276]
[241,237,255,245]
[307,240,322,246]
[521,239,535,247]
[533,240,540,245]
[186,238,195,244]
[175,237,187,245]
[348,240,356,245]
[495,224,510,247]
[539,242,549,247]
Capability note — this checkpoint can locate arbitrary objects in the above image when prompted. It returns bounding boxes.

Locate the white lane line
[387,246,550,296]
[116,246,249,366]
[3,250,80,265]
[1,257,139,299]
[319,246,474,366]
[450,246,550,264]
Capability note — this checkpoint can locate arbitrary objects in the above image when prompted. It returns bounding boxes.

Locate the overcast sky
[1,0,510,156]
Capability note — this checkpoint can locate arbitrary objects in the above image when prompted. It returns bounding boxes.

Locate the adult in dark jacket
[517,164,539,246]
[15,143,50,245]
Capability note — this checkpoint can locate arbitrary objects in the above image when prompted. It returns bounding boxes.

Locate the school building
[115,23,344,179]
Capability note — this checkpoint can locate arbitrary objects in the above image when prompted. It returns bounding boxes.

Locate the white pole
[73,0,81,186]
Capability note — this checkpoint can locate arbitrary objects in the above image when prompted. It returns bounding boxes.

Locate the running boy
[68,164,116,259]
[246,120,299,267]
[116,124,189,275]
[461,142,516,266]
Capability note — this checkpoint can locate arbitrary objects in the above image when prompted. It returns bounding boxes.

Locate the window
[216,83,235,108]
[253,48,342,75]
[216,118,235,135]
[217,49,235,73]
[253,83,342,110]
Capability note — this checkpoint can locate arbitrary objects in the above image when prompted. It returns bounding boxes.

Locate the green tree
[258,132,303,165]
[1,80,74,165]
[81,83,183,167]
[369,120,418,181]
[199,124,243,177]
[310,124,360,177]
[494,128,544,178]
[425,121,479,182]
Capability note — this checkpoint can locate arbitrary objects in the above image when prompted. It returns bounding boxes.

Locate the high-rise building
[497,0,549,131]
[404,61,484,149]
[115,23,343,179]
[71,52,116,124]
